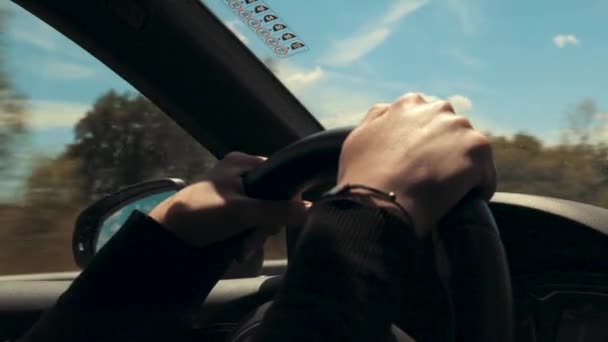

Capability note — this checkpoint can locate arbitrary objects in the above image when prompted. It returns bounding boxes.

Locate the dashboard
[515,273,608,342]
[492,193,608,342]
[2,192,608,341]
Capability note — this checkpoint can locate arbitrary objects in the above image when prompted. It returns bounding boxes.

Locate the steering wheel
[234,128,513,341]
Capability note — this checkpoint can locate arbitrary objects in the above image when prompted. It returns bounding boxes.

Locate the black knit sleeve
[252,196,422,342]
[21,211,236,342]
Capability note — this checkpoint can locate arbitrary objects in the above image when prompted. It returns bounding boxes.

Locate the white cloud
[419,93,473,112]
[271,63,411,128]
[273,62,326,92]
[553,34,580,48]
[224,20,249,45]
[417,94,510,134]
[28,100,90,128]
[448,95,473,112]
[322,0,428,66]
[279,66,324,87]
[382,0,429,25]
[42,61,96,80]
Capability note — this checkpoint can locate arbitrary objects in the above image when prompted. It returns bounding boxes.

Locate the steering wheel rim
[240,128,513,342]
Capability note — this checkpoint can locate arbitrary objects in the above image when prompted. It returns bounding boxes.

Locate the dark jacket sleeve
[23,197,421,342]
[252,197,422,342]
[21,210,237,342]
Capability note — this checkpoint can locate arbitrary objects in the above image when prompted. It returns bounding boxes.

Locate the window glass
[203,0,608,208]
[0,1,219,275]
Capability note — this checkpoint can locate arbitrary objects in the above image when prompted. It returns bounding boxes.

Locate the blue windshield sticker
[223,0,309,58]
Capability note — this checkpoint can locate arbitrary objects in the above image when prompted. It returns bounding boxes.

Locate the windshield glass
[203,0,608,207]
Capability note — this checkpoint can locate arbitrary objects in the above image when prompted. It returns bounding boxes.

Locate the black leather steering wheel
[238,128,513,341]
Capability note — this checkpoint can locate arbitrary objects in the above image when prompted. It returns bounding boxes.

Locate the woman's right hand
[337,92,497,238]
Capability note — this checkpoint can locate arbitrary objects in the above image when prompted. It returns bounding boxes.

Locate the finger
[467,132,496,200]
[303,200,313,209]
[220,152,267,173]
[393,92,427,109]
[481,161,498,201]
[478,150,497,201]
[430,100,456,115]
[444,114,474,130]
[361,103,390,125]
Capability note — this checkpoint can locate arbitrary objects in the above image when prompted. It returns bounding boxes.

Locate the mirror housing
[72,178,185,268]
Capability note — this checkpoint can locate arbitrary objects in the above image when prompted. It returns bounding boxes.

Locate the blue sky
[204,0,608,137]
[1,0,608,200]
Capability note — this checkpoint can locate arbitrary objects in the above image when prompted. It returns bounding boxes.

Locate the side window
[0,2,217,275]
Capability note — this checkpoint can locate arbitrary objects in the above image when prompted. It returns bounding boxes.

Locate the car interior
[1,0,608,341]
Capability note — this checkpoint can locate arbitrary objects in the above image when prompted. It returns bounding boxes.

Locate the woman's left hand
[149,152,306,256]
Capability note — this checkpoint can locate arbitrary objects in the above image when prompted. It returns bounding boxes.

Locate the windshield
[204,0,608,207]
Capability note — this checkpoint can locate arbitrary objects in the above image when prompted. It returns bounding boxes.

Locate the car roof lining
[13,0,324,157]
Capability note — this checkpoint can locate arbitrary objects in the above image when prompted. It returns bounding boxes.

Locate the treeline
[0,91,216,274]
[493,133,608,207]
[0,90,607,274]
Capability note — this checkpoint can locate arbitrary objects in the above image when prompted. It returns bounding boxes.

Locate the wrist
[148,197,194,245]
[326,183,421,234]
[148,197,173,227]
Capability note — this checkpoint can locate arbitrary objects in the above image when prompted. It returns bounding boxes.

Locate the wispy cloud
[42,61,96,80]
[553,34,580,48]
[323,29,391,66]
[382,0,429,25]
[7,1,58,51]
[224,20,250,45]
[446,0,478,33]
[9,27,56,51]
[322,0,428,66]
[28,100,90,128]
[447,48,485,68]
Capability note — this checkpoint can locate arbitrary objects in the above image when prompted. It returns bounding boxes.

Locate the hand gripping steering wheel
[235,128,513,342]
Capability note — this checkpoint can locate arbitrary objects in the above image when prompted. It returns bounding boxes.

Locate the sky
[204,0,608,137]
[1,0,608,200]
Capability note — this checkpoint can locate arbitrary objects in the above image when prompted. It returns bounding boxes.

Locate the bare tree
[564,98,598,144]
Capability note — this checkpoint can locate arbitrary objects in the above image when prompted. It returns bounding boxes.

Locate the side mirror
[72,178,186,268]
